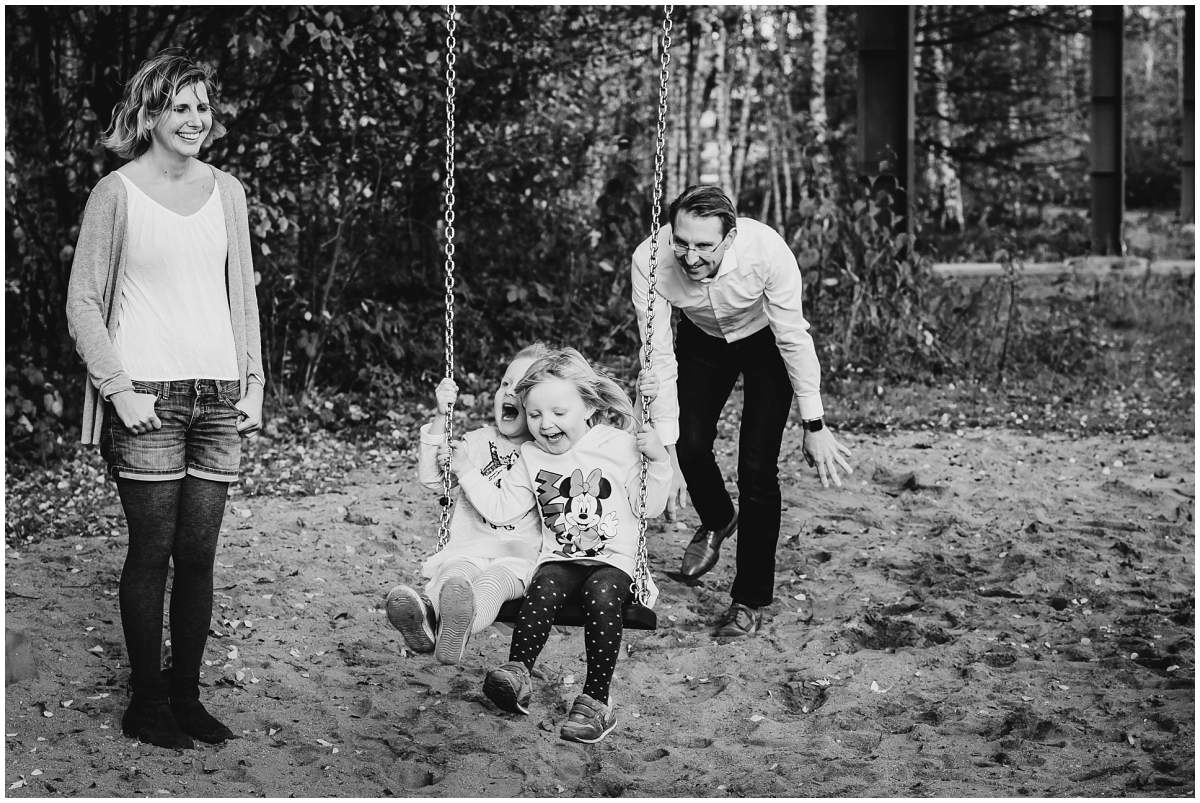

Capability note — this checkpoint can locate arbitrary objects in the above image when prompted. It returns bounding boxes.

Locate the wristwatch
[801,417,824,433]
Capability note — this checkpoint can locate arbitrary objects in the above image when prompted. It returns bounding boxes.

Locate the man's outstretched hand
[802,427,853,488]
[663,445,690,520]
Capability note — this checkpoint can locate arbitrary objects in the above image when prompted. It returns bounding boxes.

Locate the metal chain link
[435,4,458,553]
[633,4,674,605]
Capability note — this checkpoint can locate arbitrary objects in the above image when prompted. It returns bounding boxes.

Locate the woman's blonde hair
[101,49,226,159]
[514,347,636,433]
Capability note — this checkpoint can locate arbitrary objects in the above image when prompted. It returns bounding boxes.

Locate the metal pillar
[1090,6,1125,255]
[856,7,914,240]
[1182,5,1194,223]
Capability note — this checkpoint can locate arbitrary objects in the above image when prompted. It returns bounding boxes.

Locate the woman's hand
[110,389,161,435]
[235,384,264,439]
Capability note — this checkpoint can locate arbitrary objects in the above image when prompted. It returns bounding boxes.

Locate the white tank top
[113,170,239,381]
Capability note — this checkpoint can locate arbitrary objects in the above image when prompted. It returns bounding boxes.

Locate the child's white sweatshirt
[417,422,541,584]
[457,423,671,606]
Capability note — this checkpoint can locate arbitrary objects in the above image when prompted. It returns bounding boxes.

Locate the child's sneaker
[435,576,476,665]
[385,585,436,653]
[482,662,532,715]
[559,693,617,744]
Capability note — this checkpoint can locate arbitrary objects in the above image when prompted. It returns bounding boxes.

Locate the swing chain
[633,4,673,606]
[436,4,458,554]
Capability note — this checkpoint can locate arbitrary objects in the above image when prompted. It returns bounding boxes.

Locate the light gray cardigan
[65,165,265,445]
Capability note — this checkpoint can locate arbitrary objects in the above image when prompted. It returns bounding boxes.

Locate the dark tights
[117,476,228,699]
[508,562,632,703]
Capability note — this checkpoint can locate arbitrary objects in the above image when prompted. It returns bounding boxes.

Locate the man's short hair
[668,185,737,235]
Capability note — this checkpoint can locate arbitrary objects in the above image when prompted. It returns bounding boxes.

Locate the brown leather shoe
[678,515,737,580]
[711,603,762,638]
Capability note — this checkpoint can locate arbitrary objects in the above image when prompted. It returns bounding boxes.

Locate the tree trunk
[779,122,794,227]
[770,136,784,232]
[732,10,759,202]
[922,7,965,231]
[802,4,831,218]
[1007,7,1022,221]
[715,9,734,192]
[682,10,700,188]
[808,5,828,145]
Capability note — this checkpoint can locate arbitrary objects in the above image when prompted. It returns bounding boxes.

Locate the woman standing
[66,50,264,749]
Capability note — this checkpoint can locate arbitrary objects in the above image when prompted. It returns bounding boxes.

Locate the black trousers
[675,316,793,608]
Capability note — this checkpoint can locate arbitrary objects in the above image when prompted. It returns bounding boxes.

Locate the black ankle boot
[168,671,235,744]
[169,698,235,744]
[122,695,194,750]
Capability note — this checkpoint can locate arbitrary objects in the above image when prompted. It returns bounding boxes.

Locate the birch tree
[714,8,735,193]
[808,5,829,145]
[920,6,965,231]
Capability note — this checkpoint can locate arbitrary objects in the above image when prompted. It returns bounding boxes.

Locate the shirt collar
[713,241,740,280]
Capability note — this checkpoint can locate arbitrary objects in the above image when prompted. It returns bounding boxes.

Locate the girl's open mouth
[501,402,520,422]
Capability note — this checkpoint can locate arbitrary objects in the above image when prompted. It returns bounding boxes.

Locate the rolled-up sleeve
[230,178,265,389]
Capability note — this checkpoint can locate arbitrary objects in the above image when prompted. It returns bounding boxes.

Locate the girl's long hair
[514,347,635,433]
[512,341,551,364]
[101,49,226,159]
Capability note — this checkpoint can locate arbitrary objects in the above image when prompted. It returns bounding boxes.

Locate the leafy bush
[785,136,945,382]
[5,357,72,465]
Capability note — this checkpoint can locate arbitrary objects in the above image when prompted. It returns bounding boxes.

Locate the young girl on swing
[385,343,547,664]
[451,347,671,744]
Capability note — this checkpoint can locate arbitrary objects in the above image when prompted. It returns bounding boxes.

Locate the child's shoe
[385,585,436,653]
[482,662,532,714]
[559,693,617,744]
[435,576,476,665]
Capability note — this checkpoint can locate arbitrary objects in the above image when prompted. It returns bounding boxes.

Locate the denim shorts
[100,379,243,482]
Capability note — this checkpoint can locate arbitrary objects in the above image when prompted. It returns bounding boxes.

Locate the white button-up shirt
[631,216,824,446]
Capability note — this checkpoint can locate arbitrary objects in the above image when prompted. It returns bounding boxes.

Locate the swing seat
[495,598,657,631]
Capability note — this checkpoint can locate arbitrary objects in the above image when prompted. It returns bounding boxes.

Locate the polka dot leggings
[508,562,632,703]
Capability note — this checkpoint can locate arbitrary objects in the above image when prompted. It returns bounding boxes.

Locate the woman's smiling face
[150,82,212,159]
[522,378,594,455]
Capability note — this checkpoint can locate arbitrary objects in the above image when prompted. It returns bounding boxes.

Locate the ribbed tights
[116,476,227,698]
[432,559,525,634]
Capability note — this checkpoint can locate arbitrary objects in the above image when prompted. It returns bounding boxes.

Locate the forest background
[4,5,1194,536]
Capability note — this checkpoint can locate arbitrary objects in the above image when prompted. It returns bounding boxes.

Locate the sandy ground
[4,422,1194,797]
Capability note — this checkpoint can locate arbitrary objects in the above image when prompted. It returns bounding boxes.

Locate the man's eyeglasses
[671,238,725,257]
